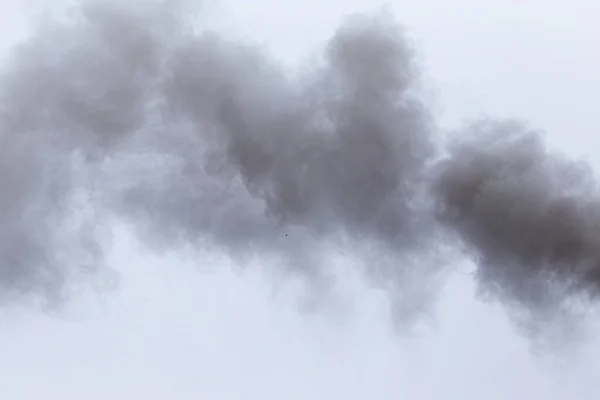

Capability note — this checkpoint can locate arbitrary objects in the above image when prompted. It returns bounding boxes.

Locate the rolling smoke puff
[113,11,444,317]
[0,0,180,304]
[432,119,600,338]
[0,0,181,157]
[1,0,444,319]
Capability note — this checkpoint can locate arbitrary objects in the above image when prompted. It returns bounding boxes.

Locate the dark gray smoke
[432,119,600,339]
[1,0,599,339]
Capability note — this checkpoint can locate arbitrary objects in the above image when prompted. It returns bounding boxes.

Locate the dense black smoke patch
[2,0,600,342]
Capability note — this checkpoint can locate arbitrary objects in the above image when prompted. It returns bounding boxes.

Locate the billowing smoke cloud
[431,119,600,339]
[1,0,599,340]
[0,0,179,305]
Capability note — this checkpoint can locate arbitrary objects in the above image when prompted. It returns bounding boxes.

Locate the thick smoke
[0,0,178,305]
[0,0,443,317]
[1,0,600,339]
[432,120,600,338]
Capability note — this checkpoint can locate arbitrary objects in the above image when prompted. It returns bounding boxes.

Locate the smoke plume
[1,0,599,339]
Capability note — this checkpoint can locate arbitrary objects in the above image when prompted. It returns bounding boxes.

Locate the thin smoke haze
[1,0,599,343]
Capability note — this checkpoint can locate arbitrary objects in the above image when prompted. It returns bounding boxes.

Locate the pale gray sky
[1,0,599,399]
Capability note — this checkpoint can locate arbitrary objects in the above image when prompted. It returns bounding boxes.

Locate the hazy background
[1,0,599,399]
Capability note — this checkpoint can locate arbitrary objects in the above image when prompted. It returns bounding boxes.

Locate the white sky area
[1,0,600,399]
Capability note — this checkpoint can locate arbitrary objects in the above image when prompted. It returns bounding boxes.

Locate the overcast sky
[1,0,599,399]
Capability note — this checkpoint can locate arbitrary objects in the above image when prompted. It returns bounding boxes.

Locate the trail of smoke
[2,0,600,344]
